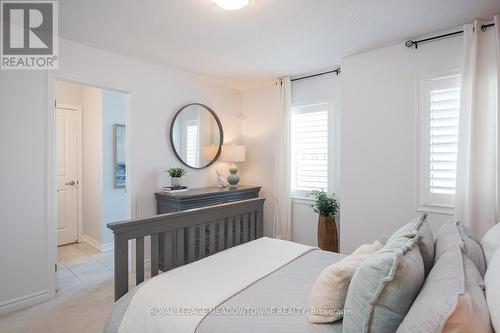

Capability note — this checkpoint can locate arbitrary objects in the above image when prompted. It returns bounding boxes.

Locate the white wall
[0,38,242,314]
[0,70,48,313]
[82,86,104,244]
[240,82,279,237]
[56,81,84,106]
[339,37,462,253]
[102,89,128,244]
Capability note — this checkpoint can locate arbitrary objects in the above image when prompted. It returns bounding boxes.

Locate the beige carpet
[0,278,114,333]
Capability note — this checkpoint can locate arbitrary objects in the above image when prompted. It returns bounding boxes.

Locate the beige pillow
[308,240,383,323]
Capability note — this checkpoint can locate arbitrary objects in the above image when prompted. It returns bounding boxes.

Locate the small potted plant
[309,190,339,252]
[166,167,187,187]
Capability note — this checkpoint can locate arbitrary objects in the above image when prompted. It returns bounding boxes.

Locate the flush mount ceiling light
[210,0,251,11]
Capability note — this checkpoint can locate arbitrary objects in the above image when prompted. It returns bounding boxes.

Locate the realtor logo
[1,0,58,69]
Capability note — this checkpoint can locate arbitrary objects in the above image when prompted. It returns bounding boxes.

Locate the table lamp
[201,144,218,163]
[220,144,246,187]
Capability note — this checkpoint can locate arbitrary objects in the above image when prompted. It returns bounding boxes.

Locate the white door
[57,107,80,245]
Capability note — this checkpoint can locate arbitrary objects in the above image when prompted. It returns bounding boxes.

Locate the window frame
[417,70,461,215]
[290,101,332,199]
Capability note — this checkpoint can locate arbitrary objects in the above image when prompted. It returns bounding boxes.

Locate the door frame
[47,72,135,299]
[56,104,83,244]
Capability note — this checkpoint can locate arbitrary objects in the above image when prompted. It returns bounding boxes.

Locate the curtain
[455,15,500,238]
[273,77,292,240]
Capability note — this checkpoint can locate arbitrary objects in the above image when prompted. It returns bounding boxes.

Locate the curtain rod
[291,67,341,82]
[405,23,495,49]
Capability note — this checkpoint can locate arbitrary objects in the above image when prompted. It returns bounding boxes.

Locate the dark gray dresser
[154,186,261,270]
[155,186,261,214]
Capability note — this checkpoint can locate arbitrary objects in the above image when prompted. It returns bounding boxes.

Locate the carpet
[0,278,114,333]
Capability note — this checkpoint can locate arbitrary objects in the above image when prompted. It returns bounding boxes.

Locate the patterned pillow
[343,229,425,333]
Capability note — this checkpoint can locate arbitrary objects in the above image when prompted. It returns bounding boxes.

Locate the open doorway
[55,80,129,294]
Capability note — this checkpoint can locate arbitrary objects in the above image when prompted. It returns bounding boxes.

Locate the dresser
[155,186,261,214]
[155,186,261,270]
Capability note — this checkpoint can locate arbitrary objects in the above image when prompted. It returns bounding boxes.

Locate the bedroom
[0,0,499,332]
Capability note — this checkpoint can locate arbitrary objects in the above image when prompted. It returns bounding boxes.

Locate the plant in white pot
[167,167,187,187]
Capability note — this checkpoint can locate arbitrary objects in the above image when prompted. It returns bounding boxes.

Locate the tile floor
[57,242,114,294]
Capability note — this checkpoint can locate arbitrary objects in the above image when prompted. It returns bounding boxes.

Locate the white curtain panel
[455,15,500,237]
[273,77,292,240]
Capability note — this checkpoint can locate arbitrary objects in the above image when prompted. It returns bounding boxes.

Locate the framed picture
[113,124,126,188]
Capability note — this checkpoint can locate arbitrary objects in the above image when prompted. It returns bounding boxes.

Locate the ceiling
[59,0,500,89]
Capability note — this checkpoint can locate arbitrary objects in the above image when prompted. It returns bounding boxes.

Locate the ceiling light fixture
[210,0,251,11]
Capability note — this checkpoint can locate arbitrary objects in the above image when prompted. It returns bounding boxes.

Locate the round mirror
[170,103,223,169]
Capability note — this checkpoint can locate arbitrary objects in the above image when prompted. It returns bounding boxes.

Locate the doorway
[55,80,129,294]
[56,105,81,245]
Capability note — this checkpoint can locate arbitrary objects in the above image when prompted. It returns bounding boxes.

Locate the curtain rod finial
[405,40,417,48]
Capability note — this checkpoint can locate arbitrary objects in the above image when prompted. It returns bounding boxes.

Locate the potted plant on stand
[167,167,187,187]
[310,190,339,252]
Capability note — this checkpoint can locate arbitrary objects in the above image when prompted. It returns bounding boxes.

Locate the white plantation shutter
[430,86,460,194]
[186,120,198,166]
[291,103,328,193]
[420,74,461,210]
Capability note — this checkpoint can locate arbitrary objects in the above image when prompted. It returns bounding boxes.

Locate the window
[419,73,461,211]
[186,120,198,166]
[291,103,329,196]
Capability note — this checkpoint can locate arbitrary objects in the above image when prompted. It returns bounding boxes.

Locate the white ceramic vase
[171,177,181,187]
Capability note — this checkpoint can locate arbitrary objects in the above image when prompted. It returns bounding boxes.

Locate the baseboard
[82,234,113,252]
[0,290,50,315]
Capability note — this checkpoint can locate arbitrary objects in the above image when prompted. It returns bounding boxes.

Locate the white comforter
[118,237,314,333]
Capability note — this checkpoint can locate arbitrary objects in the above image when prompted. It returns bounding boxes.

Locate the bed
[105,198,345,333]
[105,198,498,333]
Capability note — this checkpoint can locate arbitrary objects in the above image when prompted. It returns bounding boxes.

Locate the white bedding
[118,237,314,333]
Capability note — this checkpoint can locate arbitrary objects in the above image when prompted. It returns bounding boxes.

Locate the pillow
[397,247,493,333]
[485,247,500,332]
[389,215,434,276]
[308,240,383,323]
[482,223,500,266]
[343,229,425,333]
[442,256,492,332]
[418,221,435,275]
[434,221,486,276]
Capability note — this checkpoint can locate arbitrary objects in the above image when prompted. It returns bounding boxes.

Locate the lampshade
[201,145,218,161]
[221,144,246,162]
